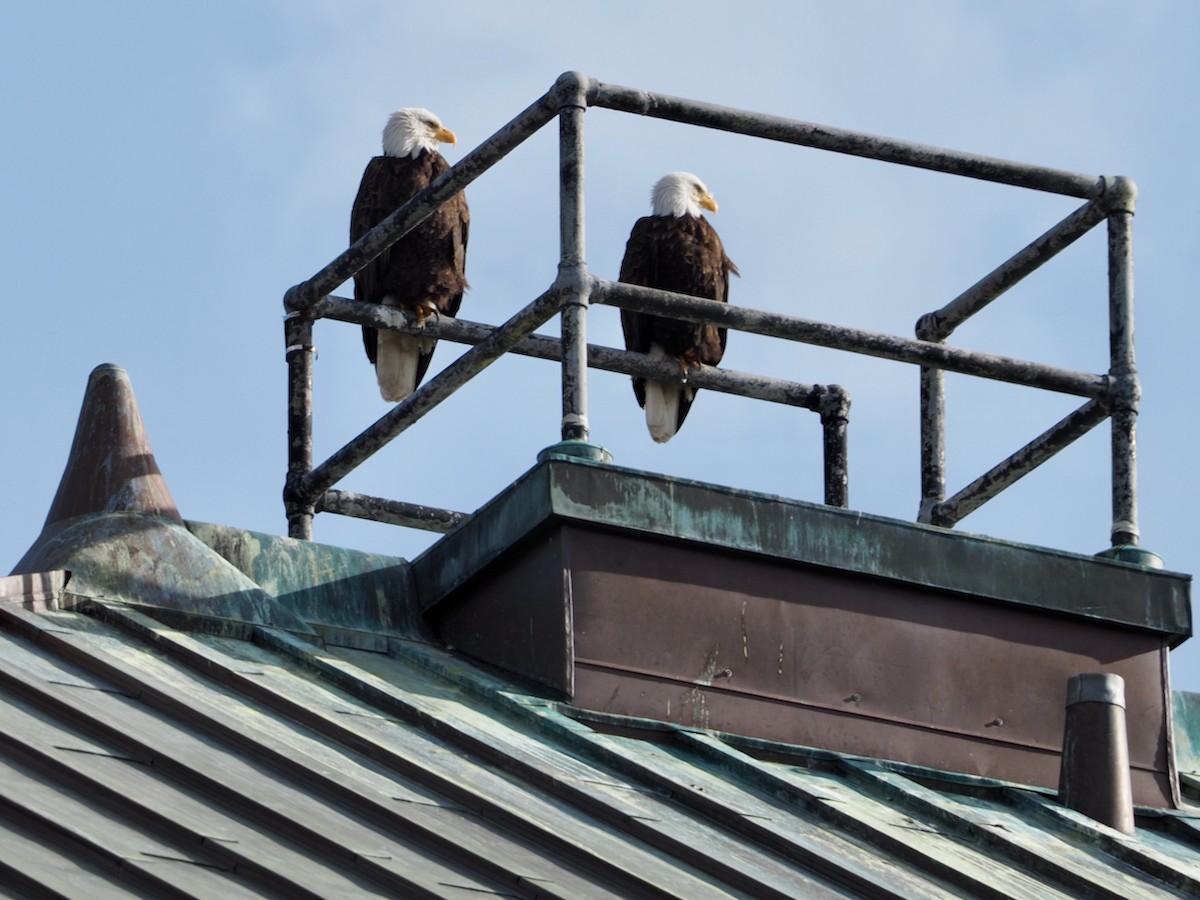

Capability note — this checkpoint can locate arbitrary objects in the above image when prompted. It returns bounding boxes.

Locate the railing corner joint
[1100,175,1138,215]
[553,71,594,109]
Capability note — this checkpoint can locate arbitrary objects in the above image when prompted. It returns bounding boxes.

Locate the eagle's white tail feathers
[643,344,683,442]
[643,379,681,443]
[376,331,424,402]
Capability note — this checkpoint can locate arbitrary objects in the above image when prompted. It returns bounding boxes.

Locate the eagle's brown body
[351,151,469,397]
[619,212,737,439]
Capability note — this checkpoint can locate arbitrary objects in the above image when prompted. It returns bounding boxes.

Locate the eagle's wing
[350,160,384,363]
[618,216,660,409]
[692,215,738,367]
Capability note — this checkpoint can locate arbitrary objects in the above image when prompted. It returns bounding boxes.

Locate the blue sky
[3,2,1199,687]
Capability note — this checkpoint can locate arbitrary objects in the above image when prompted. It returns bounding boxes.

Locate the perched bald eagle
[619,172,738,443]
[351,108,470,402]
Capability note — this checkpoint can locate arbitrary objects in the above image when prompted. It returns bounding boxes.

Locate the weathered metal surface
[317,488,469,533]
[589,79,1106,199]
[1107,197,1141,548]
[918,363,946,523]
[33,363,182,531]
[567,523,1175,807]
[416,457,1188,805]
[929,398,1110,527]
[0,571,64,609]
[1,559,1198,897]
[593,279,1109,399]
[13,513,312,635]
[284,71,1142,551]
[1173,690,1200,776]
[186,520,426,645]
[416,457,1191,641]
[10,366,314,635]
[284,312,316,539]
[295,288,561,506]
[319,292,840,410]
[431,529,574,698]
[913,184,1141,545]
[816,385,851,508]
[558,88,591,444]
[1059,673,1135,833]
[916,200,1108,343]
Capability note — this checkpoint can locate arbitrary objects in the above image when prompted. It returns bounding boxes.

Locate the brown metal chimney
[1058,673,1135,833]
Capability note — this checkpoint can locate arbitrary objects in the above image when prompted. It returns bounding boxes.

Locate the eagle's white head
[382,108,458,159]
[650,171,719,218]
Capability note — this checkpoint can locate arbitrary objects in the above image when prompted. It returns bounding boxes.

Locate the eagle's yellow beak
[700,193,718,214]
[435,126,457,146]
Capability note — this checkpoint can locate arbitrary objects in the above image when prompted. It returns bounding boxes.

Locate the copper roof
[3,364,1199,897]
[1,567,1199,898]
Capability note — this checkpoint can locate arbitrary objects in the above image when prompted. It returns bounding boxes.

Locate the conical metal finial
[42,363,181,526]
[10,364,314,635]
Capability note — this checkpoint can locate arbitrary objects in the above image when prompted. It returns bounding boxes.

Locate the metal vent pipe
[1058,673,1134,833]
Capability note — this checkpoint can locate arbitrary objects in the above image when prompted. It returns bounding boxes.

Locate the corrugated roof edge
[3,566,1200,898]
[381,623,1200,827]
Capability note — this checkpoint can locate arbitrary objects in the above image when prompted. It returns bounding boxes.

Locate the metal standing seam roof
[4,364,1199,898]
[2,573,1200,900]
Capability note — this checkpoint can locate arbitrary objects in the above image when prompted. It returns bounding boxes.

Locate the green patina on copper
[1173,690,1200,778]
[416,453,1192,642]
[188,521,425,645]
[10,364,314,635]
[9,365,429,645]
[14,510,313,635]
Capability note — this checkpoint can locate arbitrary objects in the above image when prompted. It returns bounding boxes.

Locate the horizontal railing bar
[917,199,1108,341]
[285,88,562,313]
[318,294,831,411]
[590,80,1104,200]
[296,289,561,504]
[318,490,468,533]
[592,279,1108,399]
[928,398,1110,527]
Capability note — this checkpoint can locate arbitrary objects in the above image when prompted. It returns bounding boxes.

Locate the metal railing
[284,71,1143,559]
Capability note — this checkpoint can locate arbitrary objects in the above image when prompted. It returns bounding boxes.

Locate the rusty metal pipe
[317,294,836,411]
[284,312,316,539]
[917,364,946,524]
[282,72,1138,545]
[590,80,1104,199]
[929,399,1110,528]
[816,385,851,508]
[594,279,1108,399]
[318,490,467,533]
[1105,184,1140,548]
[1058,673,1134,834]
[558,87,591,443]
[296,289,561,504]
[916,200,1107,342]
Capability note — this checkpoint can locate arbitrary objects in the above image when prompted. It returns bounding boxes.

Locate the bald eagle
[619,172,738,443]
[351,108,470,402]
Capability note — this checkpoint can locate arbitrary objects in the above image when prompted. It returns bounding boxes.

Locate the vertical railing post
[916,311,948,525]
[1104,178,1140,550]
[918,365,947,525]
[556,73,591,443]
[817,385,851,508]
[284,310,316,539]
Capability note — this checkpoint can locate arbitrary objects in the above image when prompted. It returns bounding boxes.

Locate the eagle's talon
[413,303,440,328]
